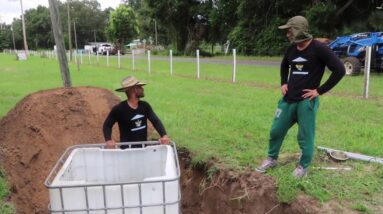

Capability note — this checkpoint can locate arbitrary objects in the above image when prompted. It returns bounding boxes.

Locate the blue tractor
[329,32,383,75]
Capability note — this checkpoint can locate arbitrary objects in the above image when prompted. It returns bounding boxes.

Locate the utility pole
[67,0,72,61]
[19,0,28,56]
[154,19,158,46]
[11,24,16,52]
[48,0,72,87]
[73,20,79,71]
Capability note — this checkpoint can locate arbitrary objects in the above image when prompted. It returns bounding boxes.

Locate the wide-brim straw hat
[115,76,146,92]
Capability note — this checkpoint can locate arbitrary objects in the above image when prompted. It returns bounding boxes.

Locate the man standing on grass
[255,16,345,177]
[103,76,170,149]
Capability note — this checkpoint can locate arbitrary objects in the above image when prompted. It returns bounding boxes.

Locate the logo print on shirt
[292,57,308,75]
[295,64,303,71]
[131,114,146,131]
[292,57,307,62]
[135,120,142,127]
[131,114,144,120]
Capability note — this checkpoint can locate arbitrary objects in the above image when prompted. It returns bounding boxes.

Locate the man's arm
[280,54,290,86]
[145,103,169,144]
[316,44,345,95]
[103,107,118,148]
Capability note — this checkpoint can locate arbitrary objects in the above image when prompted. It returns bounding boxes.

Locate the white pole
[363,46,372,99]
[107,51,109,67]
[80,51,83,65]
[88,51,91,64]
[170,49,173,76]
[118,50,121,69]
[232,49,237,83]
[96,52,99,66]
[132,49,135,71]
[197,49,200,79]
[148,50,151,73]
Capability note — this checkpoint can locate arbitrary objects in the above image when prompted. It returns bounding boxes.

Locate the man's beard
[137,92,145,98]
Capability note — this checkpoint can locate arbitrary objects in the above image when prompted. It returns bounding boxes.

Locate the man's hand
[281,84,288,95]
[302,89,319,100]
[159,135,170,144]
[105,140,117,149]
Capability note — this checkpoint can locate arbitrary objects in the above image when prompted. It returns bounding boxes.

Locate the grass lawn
[0,53,382,213]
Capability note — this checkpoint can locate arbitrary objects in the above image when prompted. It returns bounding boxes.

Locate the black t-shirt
[281,40,345,103]
[103,100,166,143]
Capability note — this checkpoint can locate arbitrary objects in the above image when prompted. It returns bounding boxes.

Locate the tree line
[0,0,382,56]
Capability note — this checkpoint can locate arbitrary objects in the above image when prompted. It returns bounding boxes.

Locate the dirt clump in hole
[179,150,325,214]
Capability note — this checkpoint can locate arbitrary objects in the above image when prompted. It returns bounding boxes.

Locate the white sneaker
[255,158,277,173]
[293,165,308,178]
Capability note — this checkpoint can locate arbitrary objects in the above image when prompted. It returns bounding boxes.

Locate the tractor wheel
[343,57,361,75]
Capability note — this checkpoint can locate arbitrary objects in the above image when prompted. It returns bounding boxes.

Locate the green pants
[268,97,319,168]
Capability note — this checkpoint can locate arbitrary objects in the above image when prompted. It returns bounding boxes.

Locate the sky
[0,0,121,24]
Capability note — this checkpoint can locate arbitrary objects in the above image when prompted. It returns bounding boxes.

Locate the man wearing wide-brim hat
[255,16,345,177]
[103,76,170,149]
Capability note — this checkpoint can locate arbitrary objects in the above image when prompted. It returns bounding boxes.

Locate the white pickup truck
[97,43,113,55]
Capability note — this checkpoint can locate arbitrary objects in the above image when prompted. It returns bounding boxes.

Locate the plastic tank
[45,142,181,214]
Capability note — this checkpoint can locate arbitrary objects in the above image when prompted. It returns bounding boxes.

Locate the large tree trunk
[48,0,72,87]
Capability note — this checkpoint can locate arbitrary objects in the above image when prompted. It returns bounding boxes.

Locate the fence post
[80,51,83,65]
[107,51,109,67]
[196,49,200,79]
[232,49,237,83]
[88,51,91,65]
[170,50,173,76]
[132,49,135,71]
[363,46,372,99]
[148,50,151,73]
[118,50,121,69]
[97,52,99,66]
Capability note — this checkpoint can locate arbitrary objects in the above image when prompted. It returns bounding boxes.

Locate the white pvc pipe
[88,51,91,64]
[317,146,383,164]
[80,51,83,64]
[96,52,99,66]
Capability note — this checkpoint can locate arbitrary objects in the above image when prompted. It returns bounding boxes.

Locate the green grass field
[1,53,382,213]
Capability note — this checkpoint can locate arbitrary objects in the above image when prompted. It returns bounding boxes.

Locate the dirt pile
[0,87,120,213]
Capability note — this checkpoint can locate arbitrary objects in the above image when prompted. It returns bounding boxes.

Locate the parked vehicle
[329,32,383,75]
[97,43,113,55]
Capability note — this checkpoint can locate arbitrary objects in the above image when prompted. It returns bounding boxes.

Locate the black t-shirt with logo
[280,40,345,103]
[103,100,166,144]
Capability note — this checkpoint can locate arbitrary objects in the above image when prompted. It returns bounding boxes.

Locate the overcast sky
[0,0,121,24]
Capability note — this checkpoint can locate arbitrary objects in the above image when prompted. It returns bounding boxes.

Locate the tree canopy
[106,4,139,51]
[1,0,382,55]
